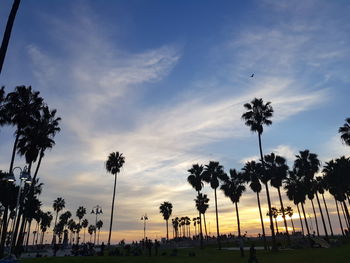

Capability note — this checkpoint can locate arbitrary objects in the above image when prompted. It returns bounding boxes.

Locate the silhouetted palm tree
[220,169,245,237]
[242,161,267,249]
[81,219,89,243]
[195,193,209,238]
[265,153,290,238]
[105,151,125,246]
[284,170,310,236]
[187,164,204,247]
[285,206,295,234]
[267,207,279,233]
[323,157,350,228]
[52,197,65,243]
[0,0,21,74]
[96,220,103,245]
[76,206,86,244]
[39,211,52,245]
[159,201,172,240]
[339,118,350,146]
[202,161,228,249]
[316,176,334,236]
[242,98,277,249]
[88,225,95,243]
[172,217,179,238]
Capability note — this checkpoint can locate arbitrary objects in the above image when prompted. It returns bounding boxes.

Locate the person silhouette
[248,243,258,263]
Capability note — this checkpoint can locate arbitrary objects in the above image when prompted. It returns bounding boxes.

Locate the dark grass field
[22,243,350,263]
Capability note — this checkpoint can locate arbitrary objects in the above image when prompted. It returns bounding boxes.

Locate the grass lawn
[22,243,350,263]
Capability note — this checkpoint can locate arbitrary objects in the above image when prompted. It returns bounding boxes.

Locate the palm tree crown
[339,117,350,146]
[106,152,125,175]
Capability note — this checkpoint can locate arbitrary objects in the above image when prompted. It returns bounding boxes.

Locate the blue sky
[0,0,349,242]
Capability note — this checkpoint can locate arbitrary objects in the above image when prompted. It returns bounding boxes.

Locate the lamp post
[91,205,102,245]
[1,166,31,258]
[140,214,148,240]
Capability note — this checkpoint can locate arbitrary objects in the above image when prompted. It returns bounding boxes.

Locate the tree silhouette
[339,118,350,146]
[187,164,204,247]
[81,219,89,243]
[316,176,334,236]
[202,161,227,249]
[285,206,295,234]
[0,0,21,74]
[220,169,245,237]
[76,206,86,244]
[267,207,279,233]
[105,151,125,246]
[242,98,277,249]
[96,220,103,245]
[52,197,65,244]
[159,201,172,240]
[242,161,267,250]
[265,153,290,241]
[194,193,209,239]
[88,225,95,243]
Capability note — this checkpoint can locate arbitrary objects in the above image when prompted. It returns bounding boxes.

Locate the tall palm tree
[172,217,179,238]
[187,164,204,247]
[159,201,172,240]
[0,0,21,74]
[220,169,245,237]
[242,161,267,250]
[285,206,295,234]
[202,161,228,249]
[81,219,89,243]
[76,206,86,244]
[339,118,350,146]
[105,151,125,246]
[194,193,209,239]
[295,150,329,239]
[264,153,290,238]
[241,97,277,249]
[52,197,65,243]
[96,220,103,245]
[323,157,350,227]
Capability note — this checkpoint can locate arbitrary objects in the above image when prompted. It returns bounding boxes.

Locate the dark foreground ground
[22,243,350,263]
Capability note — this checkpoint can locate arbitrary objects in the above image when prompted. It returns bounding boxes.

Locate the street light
[1,166,31,258]
[140,213,148,240]
[91,205,102,245]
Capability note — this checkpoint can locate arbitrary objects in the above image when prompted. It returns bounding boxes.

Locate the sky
[0,0,349,243]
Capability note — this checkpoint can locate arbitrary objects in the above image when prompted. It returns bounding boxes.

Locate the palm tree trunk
[0,0,21,75]
[203,213,208,239]
[166,219,169,240]
[315,193,328,240]
[322,194,334,236]
[256,192,267,250]
[258,132,276,250]
[107,173,118,246]
[340,202,350,228]
[25,219,32,248]
[277,187,289,238]
[335,199,345,236]
[342,201,350,228]
[300,202,310,236]
[310,199,320,236]
[98,229,100,245]
[297,204,305,235]
[83,228,86,243]
[235,202,241,237]
[290,217,295,234]
[9,132,20,174]
[214,188,221,249]
[0,206,9,257]
[274,218,279,233]
[53,211,58,244]
[32,150,44,183]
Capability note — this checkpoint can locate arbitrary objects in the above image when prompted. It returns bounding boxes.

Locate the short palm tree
[96,220,103,245]
[195,193,209,238]
[316,176,334,236]
[242,98,277,249]
[267,207,279,233]
[76,206,86,244]
[242,161,267,249]
[339,117,350,146]
[88,225,95,243]
[52,197,65,243]
[81,219,89,243]
[265,153,290,239]
[159,201,173,240]
[187,164,204,247]
[105,151,125,246]
[202,161,228,249]
[220,169,245,237]
[285,206,295,234]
